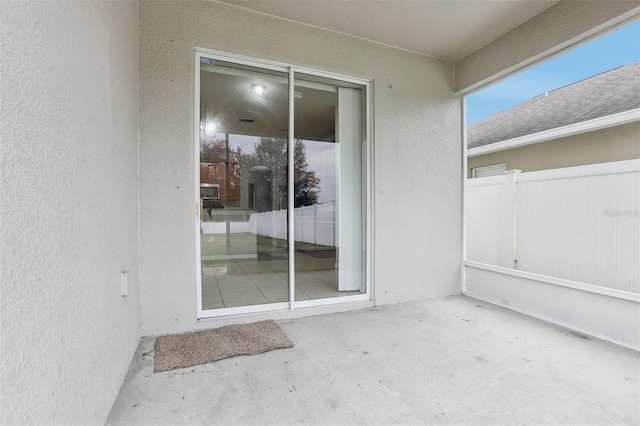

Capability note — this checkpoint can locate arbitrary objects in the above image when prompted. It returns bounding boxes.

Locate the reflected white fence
[201,201,337,247]
[466,160,640,294]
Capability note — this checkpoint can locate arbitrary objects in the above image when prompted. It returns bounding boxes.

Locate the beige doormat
[154,320,294,373]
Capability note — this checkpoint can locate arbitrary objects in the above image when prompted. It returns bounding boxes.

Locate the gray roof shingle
[467,62,640,149]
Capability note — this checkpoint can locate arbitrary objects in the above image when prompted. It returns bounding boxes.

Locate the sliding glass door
[196,50,369,317]
[293,73,365,301]
[199,59,290,311]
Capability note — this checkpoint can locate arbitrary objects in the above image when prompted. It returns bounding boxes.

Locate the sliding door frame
[194,47,373,319]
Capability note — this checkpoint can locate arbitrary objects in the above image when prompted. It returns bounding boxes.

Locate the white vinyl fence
[294,203,337,247]
[201,201,337,247]
[466,160,640,294]
[254,202,337,246]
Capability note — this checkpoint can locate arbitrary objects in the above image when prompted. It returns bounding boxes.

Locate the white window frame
[471,163,506,178]
[200,183,220,200]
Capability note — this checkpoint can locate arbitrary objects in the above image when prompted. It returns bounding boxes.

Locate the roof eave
[467,108,640,157]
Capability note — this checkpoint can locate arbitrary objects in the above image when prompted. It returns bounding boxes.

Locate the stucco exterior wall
[455,1,640,93]
[138,1,462,336]
[468,122,640,176]
[0,3,140,424]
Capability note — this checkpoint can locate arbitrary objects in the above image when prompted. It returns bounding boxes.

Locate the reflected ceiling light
[251,83,267,94]
[204,122,216,136]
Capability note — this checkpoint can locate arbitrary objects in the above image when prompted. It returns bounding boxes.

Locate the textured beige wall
[138,1,462,336]
[455,1,640,93]
[468,122,640,176]
[0,2,140,425]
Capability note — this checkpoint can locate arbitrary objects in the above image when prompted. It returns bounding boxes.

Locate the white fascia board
[467,108,640,157]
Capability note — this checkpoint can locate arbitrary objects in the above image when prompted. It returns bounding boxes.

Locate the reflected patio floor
[201,249,360,309]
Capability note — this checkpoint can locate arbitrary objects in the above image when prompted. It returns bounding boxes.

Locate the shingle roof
[467,63,640,149]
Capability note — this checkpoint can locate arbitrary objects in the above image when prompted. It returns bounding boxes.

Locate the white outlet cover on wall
[121,272,128,297]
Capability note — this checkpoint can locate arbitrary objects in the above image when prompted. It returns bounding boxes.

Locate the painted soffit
[219,0,559,62]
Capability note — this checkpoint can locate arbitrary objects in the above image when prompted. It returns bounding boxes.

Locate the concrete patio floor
[106,295,640,425]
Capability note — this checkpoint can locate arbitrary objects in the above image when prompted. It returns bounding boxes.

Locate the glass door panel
[293,73,366,300]
[199,59,289,310]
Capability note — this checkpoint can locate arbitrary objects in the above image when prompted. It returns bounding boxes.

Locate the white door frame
[194,48,373,319]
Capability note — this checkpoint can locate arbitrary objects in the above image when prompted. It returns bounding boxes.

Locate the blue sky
[466,20,640,124]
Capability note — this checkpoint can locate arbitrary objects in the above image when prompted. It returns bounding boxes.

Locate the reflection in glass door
[199,59,290,311]
[293,73,365,301]
[196,51,369,316]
